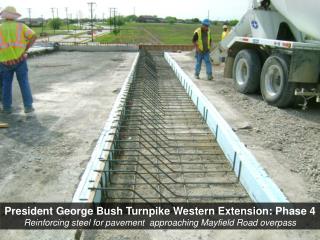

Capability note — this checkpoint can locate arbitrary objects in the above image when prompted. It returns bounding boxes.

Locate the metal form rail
[90,50,251,203]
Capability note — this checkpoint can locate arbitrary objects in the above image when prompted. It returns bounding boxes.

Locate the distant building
[137,15,160,23]
[19,18,44,27]
[158,18,165,23]
[184,19,194,24]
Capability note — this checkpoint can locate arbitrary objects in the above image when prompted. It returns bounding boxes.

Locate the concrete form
[165,52,287,202]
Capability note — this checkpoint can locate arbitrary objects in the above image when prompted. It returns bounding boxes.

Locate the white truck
[220,0,320,108]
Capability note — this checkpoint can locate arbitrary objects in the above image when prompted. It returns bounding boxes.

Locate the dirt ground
[0,51,137,240]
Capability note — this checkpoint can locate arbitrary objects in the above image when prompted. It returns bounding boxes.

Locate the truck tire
[260,54,296,108]
[233,49,261,94]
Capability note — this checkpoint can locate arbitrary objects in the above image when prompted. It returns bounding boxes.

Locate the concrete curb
[165,52,288,203]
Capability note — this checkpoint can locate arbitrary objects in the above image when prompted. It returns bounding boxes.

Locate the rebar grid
[93,50,250,203]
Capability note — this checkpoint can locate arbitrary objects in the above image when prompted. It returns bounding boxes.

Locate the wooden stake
[0,122,9,128]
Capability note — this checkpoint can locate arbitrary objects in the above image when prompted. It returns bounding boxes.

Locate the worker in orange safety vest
[0,6,37,114]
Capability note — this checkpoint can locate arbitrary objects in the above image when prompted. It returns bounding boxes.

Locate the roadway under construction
[1,44,319,240]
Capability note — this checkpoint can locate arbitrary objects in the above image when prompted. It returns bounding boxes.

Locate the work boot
[24,106,35,113]
[1,107,12,114]
[207,75,213,81]
[195,74,200,79]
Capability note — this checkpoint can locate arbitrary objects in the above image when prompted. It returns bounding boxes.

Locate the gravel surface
[171,52,320,201]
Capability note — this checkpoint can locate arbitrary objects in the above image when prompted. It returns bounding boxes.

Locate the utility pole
[113,8,117,32]
[116,11,121,33]
[50,8,56,34]
[56,8,59,18]
[65,7,69,32]
[109,8,112,29]
[27,8,31,26]
[208,10,210,20]
[109,7,116,31]
[88,2,96,42]
[51,8,55,19]
[41,14,44,34]
[77,11,80,29]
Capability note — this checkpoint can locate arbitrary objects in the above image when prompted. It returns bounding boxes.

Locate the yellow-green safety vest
[194,27,211,51]
[0,21,35,62]
[221,30,229,40]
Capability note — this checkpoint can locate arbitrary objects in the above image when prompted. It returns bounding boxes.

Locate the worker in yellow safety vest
[192,19,213,80]
[0,6,36,114]
[221,25,229,40]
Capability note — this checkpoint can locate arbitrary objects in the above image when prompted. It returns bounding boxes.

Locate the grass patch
[96,27,150,44]
[96,22,223,45]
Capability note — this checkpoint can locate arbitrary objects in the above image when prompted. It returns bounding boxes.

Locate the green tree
[107,16,125,26]
[165,16,177,24]
[48,18,63,30]
[125,15,137,22]
[191,18,200,23]
[229,19,239,26]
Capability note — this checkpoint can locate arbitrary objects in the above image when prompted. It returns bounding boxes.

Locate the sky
[0,0,250,20]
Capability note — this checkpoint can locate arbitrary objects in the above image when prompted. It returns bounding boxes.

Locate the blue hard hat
[202,19,210,26]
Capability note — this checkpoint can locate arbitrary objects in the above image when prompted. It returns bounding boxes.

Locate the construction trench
[94,50,250,203]
[72,46,288,206]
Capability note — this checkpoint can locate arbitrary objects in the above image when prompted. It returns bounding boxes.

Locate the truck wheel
[260,54,296,108]
[233,49,261,93]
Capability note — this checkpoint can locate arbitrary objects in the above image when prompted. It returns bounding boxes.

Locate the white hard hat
[223,25,228,29]
[0,6,21,19]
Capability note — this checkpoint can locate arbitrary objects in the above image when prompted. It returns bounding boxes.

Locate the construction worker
[0,6,36,114]
[192,19,213,80]
[221,25,229,40]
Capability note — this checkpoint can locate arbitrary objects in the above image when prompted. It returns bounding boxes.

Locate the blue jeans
[195,51,212,76]
[0,59,33,110]
[0,72,2,102]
